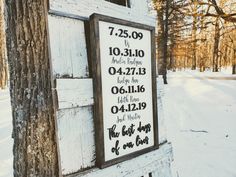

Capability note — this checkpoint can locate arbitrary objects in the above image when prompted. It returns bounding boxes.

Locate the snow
[0,69,236,177]
[0,88,13,177]
[162,69,236,177]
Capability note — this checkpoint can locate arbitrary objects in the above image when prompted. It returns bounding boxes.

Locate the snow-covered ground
[0,69,236,177]
[163,69,236,177]
[0,88,13,177]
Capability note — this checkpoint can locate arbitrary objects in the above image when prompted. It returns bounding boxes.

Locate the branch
[210,0,236,23]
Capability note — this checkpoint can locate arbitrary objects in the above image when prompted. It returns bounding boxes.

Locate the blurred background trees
[153,0,236,84]
[0,0,7,89]
[1,0,236,88]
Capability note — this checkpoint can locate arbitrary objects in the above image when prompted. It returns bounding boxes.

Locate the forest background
[154,0,236,84]
[1,0,236,88]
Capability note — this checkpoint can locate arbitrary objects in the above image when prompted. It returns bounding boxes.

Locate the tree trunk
[157,1,164,75]
[223,45,228,67]
[168,50,175,71]
[191,2,197,70]
[156,0,168,84]
[232,65,236,74]
[191,20,197,70]
[0,0,7,89]
[162,0,169,84]
[212,18,220,72]
[5,0,59,176]
[233,49,236,74]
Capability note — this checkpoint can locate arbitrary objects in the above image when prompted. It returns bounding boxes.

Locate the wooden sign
[89,13,158,168]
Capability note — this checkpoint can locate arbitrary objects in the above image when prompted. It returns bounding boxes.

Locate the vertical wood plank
[57,107,95,175]
[157,78,167,144]
[65,143,173,177]
[56,79,94,109]
[151,159,173,177]
[47,0,172,176]
[129,0,149,14]
[49,0,156,27]
[48,15,89,78]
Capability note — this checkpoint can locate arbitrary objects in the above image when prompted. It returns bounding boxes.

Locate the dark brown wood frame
[89,13,159,169]
[105,0,131,8]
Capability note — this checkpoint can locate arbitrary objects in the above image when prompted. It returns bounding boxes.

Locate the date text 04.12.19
[111,102,147,114]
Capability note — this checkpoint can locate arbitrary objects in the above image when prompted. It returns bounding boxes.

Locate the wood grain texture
[5,0,59,176]
[49,0,156,27]
[57,106,95,175]
[56,77,168,175]
[48,15,89,78]
[47,0,172,176]
[56,79,94,109]
[157,78,167,144]
[129,0,149,14]
[66,143,173,177]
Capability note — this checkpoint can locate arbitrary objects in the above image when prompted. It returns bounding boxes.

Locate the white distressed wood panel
[56,79,168,175]
[48,15,89,78]
[49,0,156,27]
[66,143,173,177]
[57,107,95,175]
[142,174,150,177]
[48,1,171,176]
[152,157,173,177]
[129,0,149,15]
[157,78,167,144]
[56,79,94,109]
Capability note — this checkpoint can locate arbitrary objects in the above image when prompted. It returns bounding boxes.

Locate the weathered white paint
[57,107,95,175]
[49,0,156,27]
[47,0,172,176]
[56,79,94,109]
[66,143,173,177]
[48,15,89,78]
[157,78,167,144]
[56,78,167,137]
[129,0,148,15]
[53,78,167,175]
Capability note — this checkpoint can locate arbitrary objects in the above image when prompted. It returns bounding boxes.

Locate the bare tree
[162,0,170,84]
[154,0,177,84]
[155,0,165,76]
[191,1,198,70]
[164,0,236,73]
[0,0,7,89]
[5,0,59,176]
[212,18,221,72]
[155,0,168,84]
